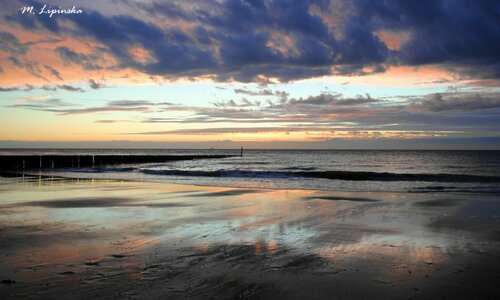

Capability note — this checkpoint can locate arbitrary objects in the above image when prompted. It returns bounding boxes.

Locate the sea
[2,149,500,194]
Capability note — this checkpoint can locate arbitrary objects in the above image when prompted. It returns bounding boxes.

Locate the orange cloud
[374,30,411,51]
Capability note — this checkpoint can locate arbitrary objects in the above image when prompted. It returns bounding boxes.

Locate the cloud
[211,92,379,114]
[4,0,499,81]
[8,85,499,137]
[141,92,385,126]
[0,86,21,92]
[135,91,500,136]
[213,98,261,108]
[352,0,500,78]
[8,98,70,109]
[39,85,85,92]
[0,83,84,92]
[112,100,173,106]
[12,99,175,115]
[88,79,105,89]
[8,56,48,81]
[94,119,126,123]
[8,56,22,68]
[3,1,383,81]
[44,65,63,80]
[0,31,28,54]
[234,88,274,96]
[56,84,85,92]
[408,93,500,113]
[0,85,34,92]
[56,46,104,70]
[285,93,378,106]
[129,127,307,135]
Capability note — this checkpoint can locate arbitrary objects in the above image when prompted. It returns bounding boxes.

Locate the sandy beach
[0,175,499,299]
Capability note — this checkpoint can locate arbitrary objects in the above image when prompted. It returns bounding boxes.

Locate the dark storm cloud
[3,1,387,81]
[4,0,499,80]
[64,10,218,76]
[352,0,500,77]
[4,0,60,32]
[129,0,499,79]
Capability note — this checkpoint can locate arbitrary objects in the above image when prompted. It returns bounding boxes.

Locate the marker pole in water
[241,147,243,157]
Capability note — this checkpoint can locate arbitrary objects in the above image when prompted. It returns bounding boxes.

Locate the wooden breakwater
[0,154,234,171]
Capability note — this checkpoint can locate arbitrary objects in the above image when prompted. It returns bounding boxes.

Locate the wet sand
[1,175,499,299]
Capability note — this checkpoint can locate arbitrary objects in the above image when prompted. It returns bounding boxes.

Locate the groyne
[0,154,233,171]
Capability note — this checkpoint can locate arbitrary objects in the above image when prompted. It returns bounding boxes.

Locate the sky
[0,0,499,149]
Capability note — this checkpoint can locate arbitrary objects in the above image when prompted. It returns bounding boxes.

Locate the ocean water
[3,149,500,193]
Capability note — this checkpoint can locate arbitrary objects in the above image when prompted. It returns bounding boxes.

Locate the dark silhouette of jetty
[0,154,234,171]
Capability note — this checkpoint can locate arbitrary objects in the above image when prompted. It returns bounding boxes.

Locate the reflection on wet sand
[1,176,500,299]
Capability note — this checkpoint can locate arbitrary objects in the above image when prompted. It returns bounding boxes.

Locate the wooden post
[240,147,243,157]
